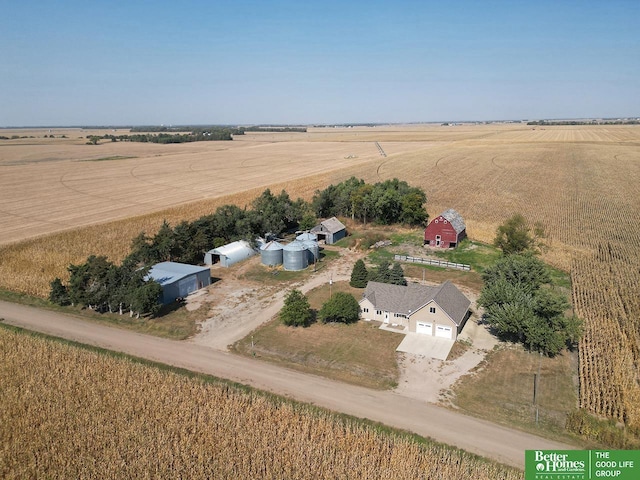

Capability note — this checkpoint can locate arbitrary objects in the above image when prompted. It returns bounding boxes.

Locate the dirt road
[0,300,575,468]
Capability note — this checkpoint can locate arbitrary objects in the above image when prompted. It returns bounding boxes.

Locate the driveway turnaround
[0,300,576,469]
[396,332,455,360]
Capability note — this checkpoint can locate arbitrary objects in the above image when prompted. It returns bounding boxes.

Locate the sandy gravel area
[187,247,498,406]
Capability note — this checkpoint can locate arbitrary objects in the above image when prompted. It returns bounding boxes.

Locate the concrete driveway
[396,332,455,360]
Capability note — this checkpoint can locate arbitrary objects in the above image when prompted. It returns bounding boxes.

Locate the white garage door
[436,325,452,339]
[416,322,432,335]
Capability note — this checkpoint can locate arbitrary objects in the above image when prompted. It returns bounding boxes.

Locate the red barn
[424,209,466,248]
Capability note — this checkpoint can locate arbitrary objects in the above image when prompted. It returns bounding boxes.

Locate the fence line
[394,254,471,271]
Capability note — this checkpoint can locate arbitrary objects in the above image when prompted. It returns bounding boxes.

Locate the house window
[362,307,369,313]
[376,310,382,315]
[429,307,436,314]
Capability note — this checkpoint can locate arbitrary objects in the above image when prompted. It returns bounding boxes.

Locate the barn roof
[439,209,466,234]
[147,262,210,287]
[311,216,346,234]
[361,280,470,325]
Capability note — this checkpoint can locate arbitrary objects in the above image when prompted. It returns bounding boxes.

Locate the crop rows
[0,328,521,479]
[2,125,640,432]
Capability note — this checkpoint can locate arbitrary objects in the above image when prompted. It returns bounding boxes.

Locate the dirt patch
[187,243,499,402]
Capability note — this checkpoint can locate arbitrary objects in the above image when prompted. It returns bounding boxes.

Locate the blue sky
[1,1,638,126]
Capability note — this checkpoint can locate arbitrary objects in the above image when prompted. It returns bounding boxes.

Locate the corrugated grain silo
[301,239,319,263]
[283,241,309,271]
[260,241,284,266]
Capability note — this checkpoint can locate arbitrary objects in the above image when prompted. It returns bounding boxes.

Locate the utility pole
[329,273,333,299]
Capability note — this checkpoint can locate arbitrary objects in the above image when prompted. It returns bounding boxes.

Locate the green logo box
[526,450,640,480]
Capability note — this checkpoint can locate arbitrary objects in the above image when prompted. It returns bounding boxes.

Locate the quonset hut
[204,240,256,267]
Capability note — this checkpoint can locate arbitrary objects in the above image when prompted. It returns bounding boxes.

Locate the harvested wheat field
[2,123,640,432]
[0,327,522,479]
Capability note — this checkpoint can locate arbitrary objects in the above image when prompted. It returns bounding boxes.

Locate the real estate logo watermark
[526,450,640,480]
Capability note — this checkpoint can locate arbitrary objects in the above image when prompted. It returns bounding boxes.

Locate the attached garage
[435,325,453,339]
[416,322,433,335]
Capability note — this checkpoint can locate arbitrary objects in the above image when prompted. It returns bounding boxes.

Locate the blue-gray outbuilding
[146,262,211,304]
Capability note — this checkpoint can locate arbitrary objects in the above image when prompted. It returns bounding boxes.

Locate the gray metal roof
[311,216,346,234]
[147,262,210,287]
[361,280,470,325]
[209,240,256,262]
[439,209,466,234]
[260,240,284,251]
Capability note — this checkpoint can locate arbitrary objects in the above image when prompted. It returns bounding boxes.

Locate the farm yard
[2,123,640,440]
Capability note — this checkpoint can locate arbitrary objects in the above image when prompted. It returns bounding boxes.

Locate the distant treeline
[92,126,306,144]
[527,120,640,126]
[242,126,307,133]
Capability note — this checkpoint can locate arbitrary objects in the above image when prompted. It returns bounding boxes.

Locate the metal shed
[146,262,211,304]
[310,217,347,244]
[205,240,256,267]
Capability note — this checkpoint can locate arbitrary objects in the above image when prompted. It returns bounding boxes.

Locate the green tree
[319,292,360,324]
[151,220,176,262]
[129,280,163,318]
[280,289,313,327]
[494,214,546,255]
[479,253,582,356]
[350,259,369,288]
[49,278,70,306]
[481,253,550,292]
[400,190,428,225]
[389,262,407,286]
[369,259,391,283]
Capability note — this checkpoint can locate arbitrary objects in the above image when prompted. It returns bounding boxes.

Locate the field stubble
[2,124,640,432]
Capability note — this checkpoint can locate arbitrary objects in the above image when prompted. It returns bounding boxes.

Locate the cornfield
[0,327,522,479]
[2,124,640,432]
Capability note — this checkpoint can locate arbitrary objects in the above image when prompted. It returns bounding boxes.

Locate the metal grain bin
[296,232,318,242]
[283,241,309,271]
[301,239,319,263]
[260,241,284,266]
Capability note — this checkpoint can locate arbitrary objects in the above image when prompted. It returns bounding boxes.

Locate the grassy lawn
[0,287,200,340]
[232,281,403,390]
[448,344,585,446]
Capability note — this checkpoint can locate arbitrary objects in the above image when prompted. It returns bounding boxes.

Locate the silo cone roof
[260,241,284,251]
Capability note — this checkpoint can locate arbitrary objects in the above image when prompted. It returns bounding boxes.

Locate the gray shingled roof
[361,280,470,325]
[439,209,466,234]
[311,216,346,234]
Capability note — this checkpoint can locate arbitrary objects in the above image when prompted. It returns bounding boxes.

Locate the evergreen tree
[389,262,407,286]
[350,259,369,288]
[370,259,392,283]
[49,278,70,306]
